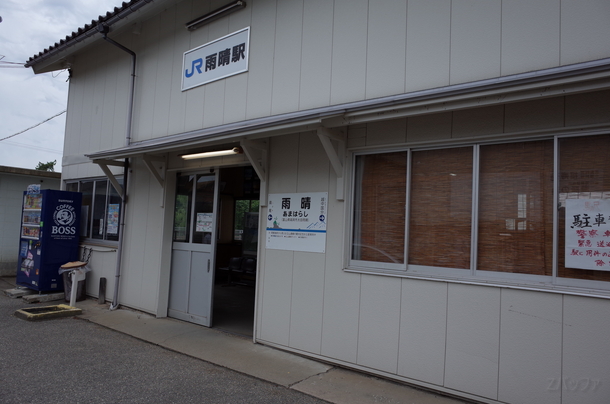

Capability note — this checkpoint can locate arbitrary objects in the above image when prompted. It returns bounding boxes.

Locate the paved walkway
[3,277,470,404]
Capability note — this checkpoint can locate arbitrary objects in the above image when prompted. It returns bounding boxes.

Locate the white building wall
[62,0,610,167]
[256,90,610,403]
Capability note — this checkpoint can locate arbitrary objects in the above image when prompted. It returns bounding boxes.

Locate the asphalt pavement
[0,276,328,404]
[1,276,472,404]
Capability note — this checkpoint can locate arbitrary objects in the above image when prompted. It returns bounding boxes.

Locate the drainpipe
[98,24,135,310]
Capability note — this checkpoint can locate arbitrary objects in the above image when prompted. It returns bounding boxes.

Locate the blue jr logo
[185,58,203,78]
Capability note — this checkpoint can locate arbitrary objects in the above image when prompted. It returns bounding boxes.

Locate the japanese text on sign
[182,27,250,91]
[565,199,610,271]
[266,192,327,253]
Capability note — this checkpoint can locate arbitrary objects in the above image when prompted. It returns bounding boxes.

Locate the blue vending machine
[16,189,82,292]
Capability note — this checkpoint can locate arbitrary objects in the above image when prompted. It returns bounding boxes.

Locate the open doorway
[213,166,260,337]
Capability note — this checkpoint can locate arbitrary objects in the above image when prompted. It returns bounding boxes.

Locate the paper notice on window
[565,199,610,271]
[107,204,120,235]
[196,213,213,232]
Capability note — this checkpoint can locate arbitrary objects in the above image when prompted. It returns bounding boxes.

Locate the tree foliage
[35,160,56,172]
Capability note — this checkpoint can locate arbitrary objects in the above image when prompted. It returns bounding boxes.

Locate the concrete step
[3,287,36,299]
[23,292,65,304]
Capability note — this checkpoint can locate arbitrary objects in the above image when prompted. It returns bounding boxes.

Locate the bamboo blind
[477,140,554,275]
[353,152,407,264]
[409,147,473,269]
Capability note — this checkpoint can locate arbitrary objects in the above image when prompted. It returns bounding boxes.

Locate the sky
[0,0,119,172]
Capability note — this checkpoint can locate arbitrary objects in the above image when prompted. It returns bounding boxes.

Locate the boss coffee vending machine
[16,188,82,292]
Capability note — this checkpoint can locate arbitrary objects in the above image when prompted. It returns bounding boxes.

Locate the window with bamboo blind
[352,151,407,264]
[350,133,610,292]
[477,140,554,276]
[409,147,473,269]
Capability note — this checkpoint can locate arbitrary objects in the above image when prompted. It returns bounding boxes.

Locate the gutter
[98,24,137,311]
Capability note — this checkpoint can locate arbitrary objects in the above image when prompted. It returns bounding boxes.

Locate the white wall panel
[298,0,333,110]
[245,0,276,119]
[320,168,359,363]
[406,112,452,143]
[504,98,564,133]
[120,160,151,310]
[356,274,401,374]
[565,90,610,127]
[167,0,192,136]
[201,18,230,129]
[90,61,108,153]
[270,0,303,115]
[330,0,368,105]
[405,0,451,92]
[297,132,329,191]
[562,295,610,404]
[365,0,407,99]
[498,289,562,404]
[223,4,252,124]
[183,2,210,133]
[289,251,325,354]
[268,134,299,194]
[398,279,447,386]
[365,118,406,146]
[202,81,227,128]
[450,0,501,85]
[501,0,560,76]
[99,52,120,151]
[445,283,500,400]
[347,124,367,149]
[259,249,293,345]
[78,53,98,155]
[452,105,504,139]
[151,7,178,139]
[132,14,161,142]
[560,0,610,66]
[64,68,85,158]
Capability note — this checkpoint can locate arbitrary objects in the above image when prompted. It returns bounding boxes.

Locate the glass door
[168,173,218,326]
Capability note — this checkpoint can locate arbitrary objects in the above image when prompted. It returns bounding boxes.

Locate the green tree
[35,160,56,172]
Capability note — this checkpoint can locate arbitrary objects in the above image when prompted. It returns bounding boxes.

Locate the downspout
[98,24,135,310]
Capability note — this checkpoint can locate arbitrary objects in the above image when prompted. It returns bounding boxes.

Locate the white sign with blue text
[182,27,250,91]
[266,192,328,253]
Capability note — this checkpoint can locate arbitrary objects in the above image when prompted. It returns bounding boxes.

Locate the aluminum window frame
[346,132,610,296]
[65,177,123,244]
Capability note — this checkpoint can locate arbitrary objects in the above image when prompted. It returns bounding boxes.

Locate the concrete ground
[2,276,472,404]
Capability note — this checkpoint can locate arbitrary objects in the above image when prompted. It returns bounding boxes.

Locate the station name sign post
[182,27,250,91]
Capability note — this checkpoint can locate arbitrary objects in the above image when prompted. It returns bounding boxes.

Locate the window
[66,178,123,242]
[349,134,610,292]
[172,174,215,244]
[352,152,407,267]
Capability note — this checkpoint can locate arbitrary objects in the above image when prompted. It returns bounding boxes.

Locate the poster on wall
[266,192,327,253]
[565,199,610,271]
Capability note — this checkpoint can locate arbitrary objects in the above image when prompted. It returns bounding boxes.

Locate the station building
[26,1,610,403]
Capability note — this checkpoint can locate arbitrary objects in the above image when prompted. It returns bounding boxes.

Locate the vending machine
[16,189,82,292]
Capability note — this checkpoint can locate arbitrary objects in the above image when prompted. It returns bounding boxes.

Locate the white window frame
[65,177,123,244]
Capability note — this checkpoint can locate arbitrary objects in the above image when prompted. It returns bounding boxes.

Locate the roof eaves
[25,0,155,69]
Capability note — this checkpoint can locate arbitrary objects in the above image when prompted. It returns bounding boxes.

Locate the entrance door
[168,173,218,326]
